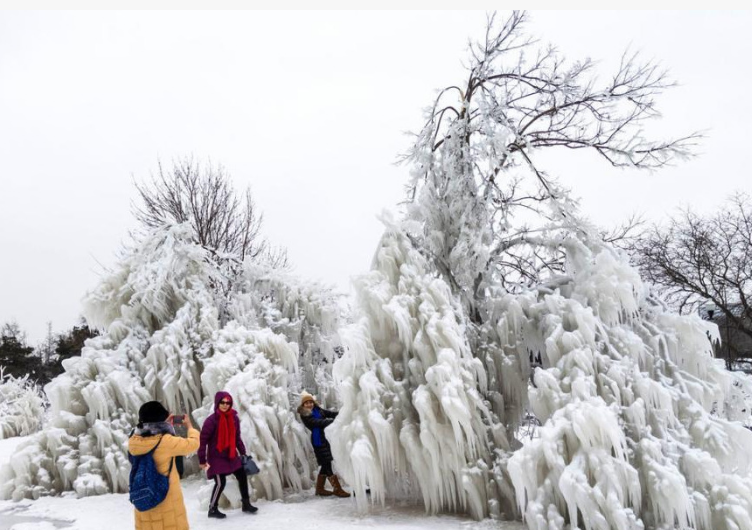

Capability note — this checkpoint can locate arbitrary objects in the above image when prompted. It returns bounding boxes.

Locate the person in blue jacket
[297,391,350,498]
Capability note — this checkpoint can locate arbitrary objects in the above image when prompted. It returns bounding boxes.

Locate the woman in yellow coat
[128,401,200,530]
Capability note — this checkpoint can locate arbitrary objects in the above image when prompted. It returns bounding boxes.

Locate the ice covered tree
[330,10,752,530]
[401,10,700,310]
[133,158,288,326]
[0,222,343,502]
[36,322,56,366]
[330,218,518,520]
[1,156,342,502]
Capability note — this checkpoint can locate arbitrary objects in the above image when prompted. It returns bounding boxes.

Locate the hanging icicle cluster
[330,218,518,520]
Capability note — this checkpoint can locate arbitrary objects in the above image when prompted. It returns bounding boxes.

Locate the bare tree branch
[132,157,288,267]
[626,193,752,368]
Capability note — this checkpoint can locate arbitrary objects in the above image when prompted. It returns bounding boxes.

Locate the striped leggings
[209,468,249,508]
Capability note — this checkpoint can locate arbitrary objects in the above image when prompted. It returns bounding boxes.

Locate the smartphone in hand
[171,414,185,425]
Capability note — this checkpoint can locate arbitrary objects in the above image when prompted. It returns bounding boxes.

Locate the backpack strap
[147,435,164,454]
[149,435,175,477]
[128,434,175,477]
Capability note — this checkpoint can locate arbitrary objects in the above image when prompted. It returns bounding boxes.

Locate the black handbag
[241,455,260,475]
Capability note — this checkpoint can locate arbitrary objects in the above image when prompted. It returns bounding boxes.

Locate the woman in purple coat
[199,391,258,518]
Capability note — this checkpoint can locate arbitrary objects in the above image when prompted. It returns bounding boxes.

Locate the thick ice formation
[330,221,517,521]
[506,240,752,530]
[225,261,345,408]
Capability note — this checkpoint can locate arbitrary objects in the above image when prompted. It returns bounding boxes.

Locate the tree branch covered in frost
[0,369,46,439]
[401,10,701,312]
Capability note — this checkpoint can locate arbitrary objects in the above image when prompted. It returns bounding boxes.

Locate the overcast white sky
[1,10,750,344]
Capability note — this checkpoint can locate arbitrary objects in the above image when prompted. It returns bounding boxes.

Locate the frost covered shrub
[0,223,342,500]
[0,225,211,500]
[0,370,46,439]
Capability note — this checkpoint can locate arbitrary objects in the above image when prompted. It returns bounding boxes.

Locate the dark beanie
[138,401,169,423]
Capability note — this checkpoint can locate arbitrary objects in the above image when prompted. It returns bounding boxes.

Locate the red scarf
[216,410,237,459]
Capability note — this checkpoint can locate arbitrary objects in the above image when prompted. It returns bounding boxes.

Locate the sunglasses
[219,400,232,405]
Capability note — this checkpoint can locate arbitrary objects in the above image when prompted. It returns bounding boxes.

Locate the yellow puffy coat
[128,428,200,530]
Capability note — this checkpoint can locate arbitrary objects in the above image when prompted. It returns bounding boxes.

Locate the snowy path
[0,437,524,530]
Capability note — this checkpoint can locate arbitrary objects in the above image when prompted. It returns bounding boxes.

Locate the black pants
[210,468,249,508]
[319,460,333,477]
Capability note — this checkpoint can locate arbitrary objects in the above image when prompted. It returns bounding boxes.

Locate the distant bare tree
[133,158,287,267]
[628,193,752,360]
[1,321,27,346]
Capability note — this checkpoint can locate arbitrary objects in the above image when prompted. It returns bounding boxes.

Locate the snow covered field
[0,436,524,530]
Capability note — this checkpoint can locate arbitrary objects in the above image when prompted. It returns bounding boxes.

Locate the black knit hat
[138,401,169,423]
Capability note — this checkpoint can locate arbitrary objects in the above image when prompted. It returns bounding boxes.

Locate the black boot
[208,506,227,519]
[241,499,258,514]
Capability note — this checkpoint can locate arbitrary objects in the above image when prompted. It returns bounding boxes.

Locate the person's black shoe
[242,500,258,514]
[208,506,227,519]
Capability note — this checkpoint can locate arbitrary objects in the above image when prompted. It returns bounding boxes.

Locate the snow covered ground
[0,436,524,530]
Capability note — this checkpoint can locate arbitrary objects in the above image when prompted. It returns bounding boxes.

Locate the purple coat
[198,391,247,478]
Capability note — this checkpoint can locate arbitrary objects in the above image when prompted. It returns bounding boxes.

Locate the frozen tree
[38,322,56,365]
[133,157,290,333]
[505,238,752,530]
[0,223,343,502]
[402,10,700,312]
[330,10,752,530]
[0,368,46,439]
[334,220,752,527]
